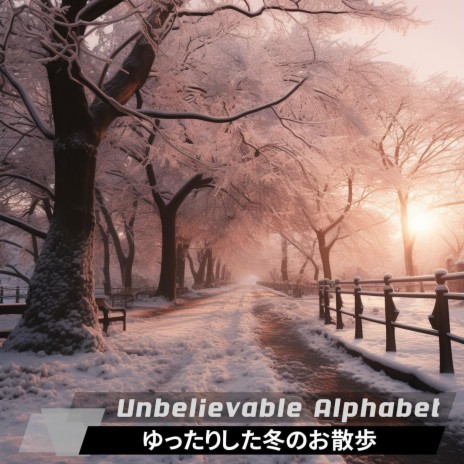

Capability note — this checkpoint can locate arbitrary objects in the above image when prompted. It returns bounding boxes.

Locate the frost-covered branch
[0,239,35,258]
[138,78,307,122]
[0,268,30,284]
[320,176,353,235]
[0,173,55,200]
[4,264,31,284]
[0,212,47,239]
[0,63,55,140]
[170,174,214,212]
[179,1,411,23]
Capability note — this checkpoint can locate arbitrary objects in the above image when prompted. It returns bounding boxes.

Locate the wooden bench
[95,298,126,334]
[135,288,156,300]
[0,300,126,337]
[109,292,133,308]
[0,303,26,338]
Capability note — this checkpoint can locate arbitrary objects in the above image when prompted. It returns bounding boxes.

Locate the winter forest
[1,0,464,356]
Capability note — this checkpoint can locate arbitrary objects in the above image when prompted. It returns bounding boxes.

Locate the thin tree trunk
[205,249,214,286]
[281,236,289,282]
[317,232,332,280]
[215,258,221,281]
[176,240,188,287]
[97,221,112,295]
[398,192,416,276]
[156,208,177,300]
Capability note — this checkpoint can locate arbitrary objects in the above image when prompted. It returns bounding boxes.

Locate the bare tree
[370,72,464,275]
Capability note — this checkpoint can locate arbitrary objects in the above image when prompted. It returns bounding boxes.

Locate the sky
[349,0,464,80]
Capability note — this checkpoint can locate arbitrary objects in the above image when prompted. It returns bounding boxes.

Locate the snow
[0,285,343,464]
[263,286,464,440]
[2,283,464,462]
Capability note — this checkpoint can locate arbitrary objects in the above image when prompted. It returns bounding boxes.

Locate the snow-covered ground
[263,286,464,439]
[0,285,342,464]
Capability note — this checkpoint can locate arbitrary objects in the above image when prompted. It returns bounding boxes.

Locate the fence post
[324,279,332,324]
[335,279,344,329]
[434,269,454,374]
[318,280,325,319]
[354,276,363,339]
[384,273,398,352]
[16,286,20,303]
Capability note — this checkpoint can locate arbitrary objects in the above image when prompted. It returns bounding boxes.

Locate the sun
[408,210,436,235]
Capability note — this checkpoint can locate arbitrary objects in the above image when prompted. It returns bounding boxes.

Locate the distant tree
[369,71,464,275]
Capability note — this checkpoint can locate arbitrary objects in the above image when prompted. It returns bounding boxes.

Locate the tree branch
[139,78,307,123]
[321,176,353,235]
[4,264,30,284]
[0,212,47,239]
[0,63,55,140]
[78,0,124,22]
[0,174,55,200]
[178,2,409,20]
[0,268,30,284]
[169,174,214,212]
[90,3,178,138]
[0,239,35,258]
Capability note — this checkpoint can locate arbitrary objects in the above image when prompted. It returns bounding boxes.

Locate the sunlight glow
[408,210,436,235]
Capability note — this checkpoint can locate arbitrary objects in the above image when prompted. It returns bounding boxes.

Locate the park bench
[0,303,26,338]
[109,292,133,308]
[0,300,126,337]
[135,287,157,300]
[95,297,126,334]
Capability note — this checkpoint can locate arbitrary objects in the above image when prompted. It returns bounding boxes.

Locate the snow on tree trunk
[3,134,105,354]
[3,221,104,354]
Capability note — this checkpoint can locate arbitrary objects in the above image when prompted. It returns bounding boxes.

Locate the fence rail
[318,269,464,374]
[256,281,319,297]
[0,286,28,303]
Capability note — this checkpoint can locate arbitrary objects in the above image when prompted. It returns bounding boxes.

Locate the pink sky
[350,0,464,80]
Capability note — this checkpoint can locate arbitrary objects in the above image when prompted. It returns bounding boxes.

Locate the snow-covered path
[250,289,464,464]
[0,285,342,464]
[0,284,463,463]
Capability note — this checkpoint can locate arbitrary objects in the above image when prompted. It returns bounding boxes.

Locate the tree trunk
[4,136,105,354]
[176,240,188,287]
[399,192,416,276]
[4,0,177,354]
[145,169,212,300]
[187,251,209,286]
[97,222,112,295]
[221,264,226,281]
[205,249,214,286]
[215,258,221,281]
[296,259,309,283]
[312,263,320,282]
[197,251,208,284]
[281,236,289,282]
[156,208,177,300]
[317,232,332,280]
[121,259,133,289]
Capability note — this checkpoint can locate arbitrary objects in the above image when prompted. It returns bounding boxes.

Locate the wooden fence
[318,270,464,374]
[256,281,319,297]
[0,286,28,303]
